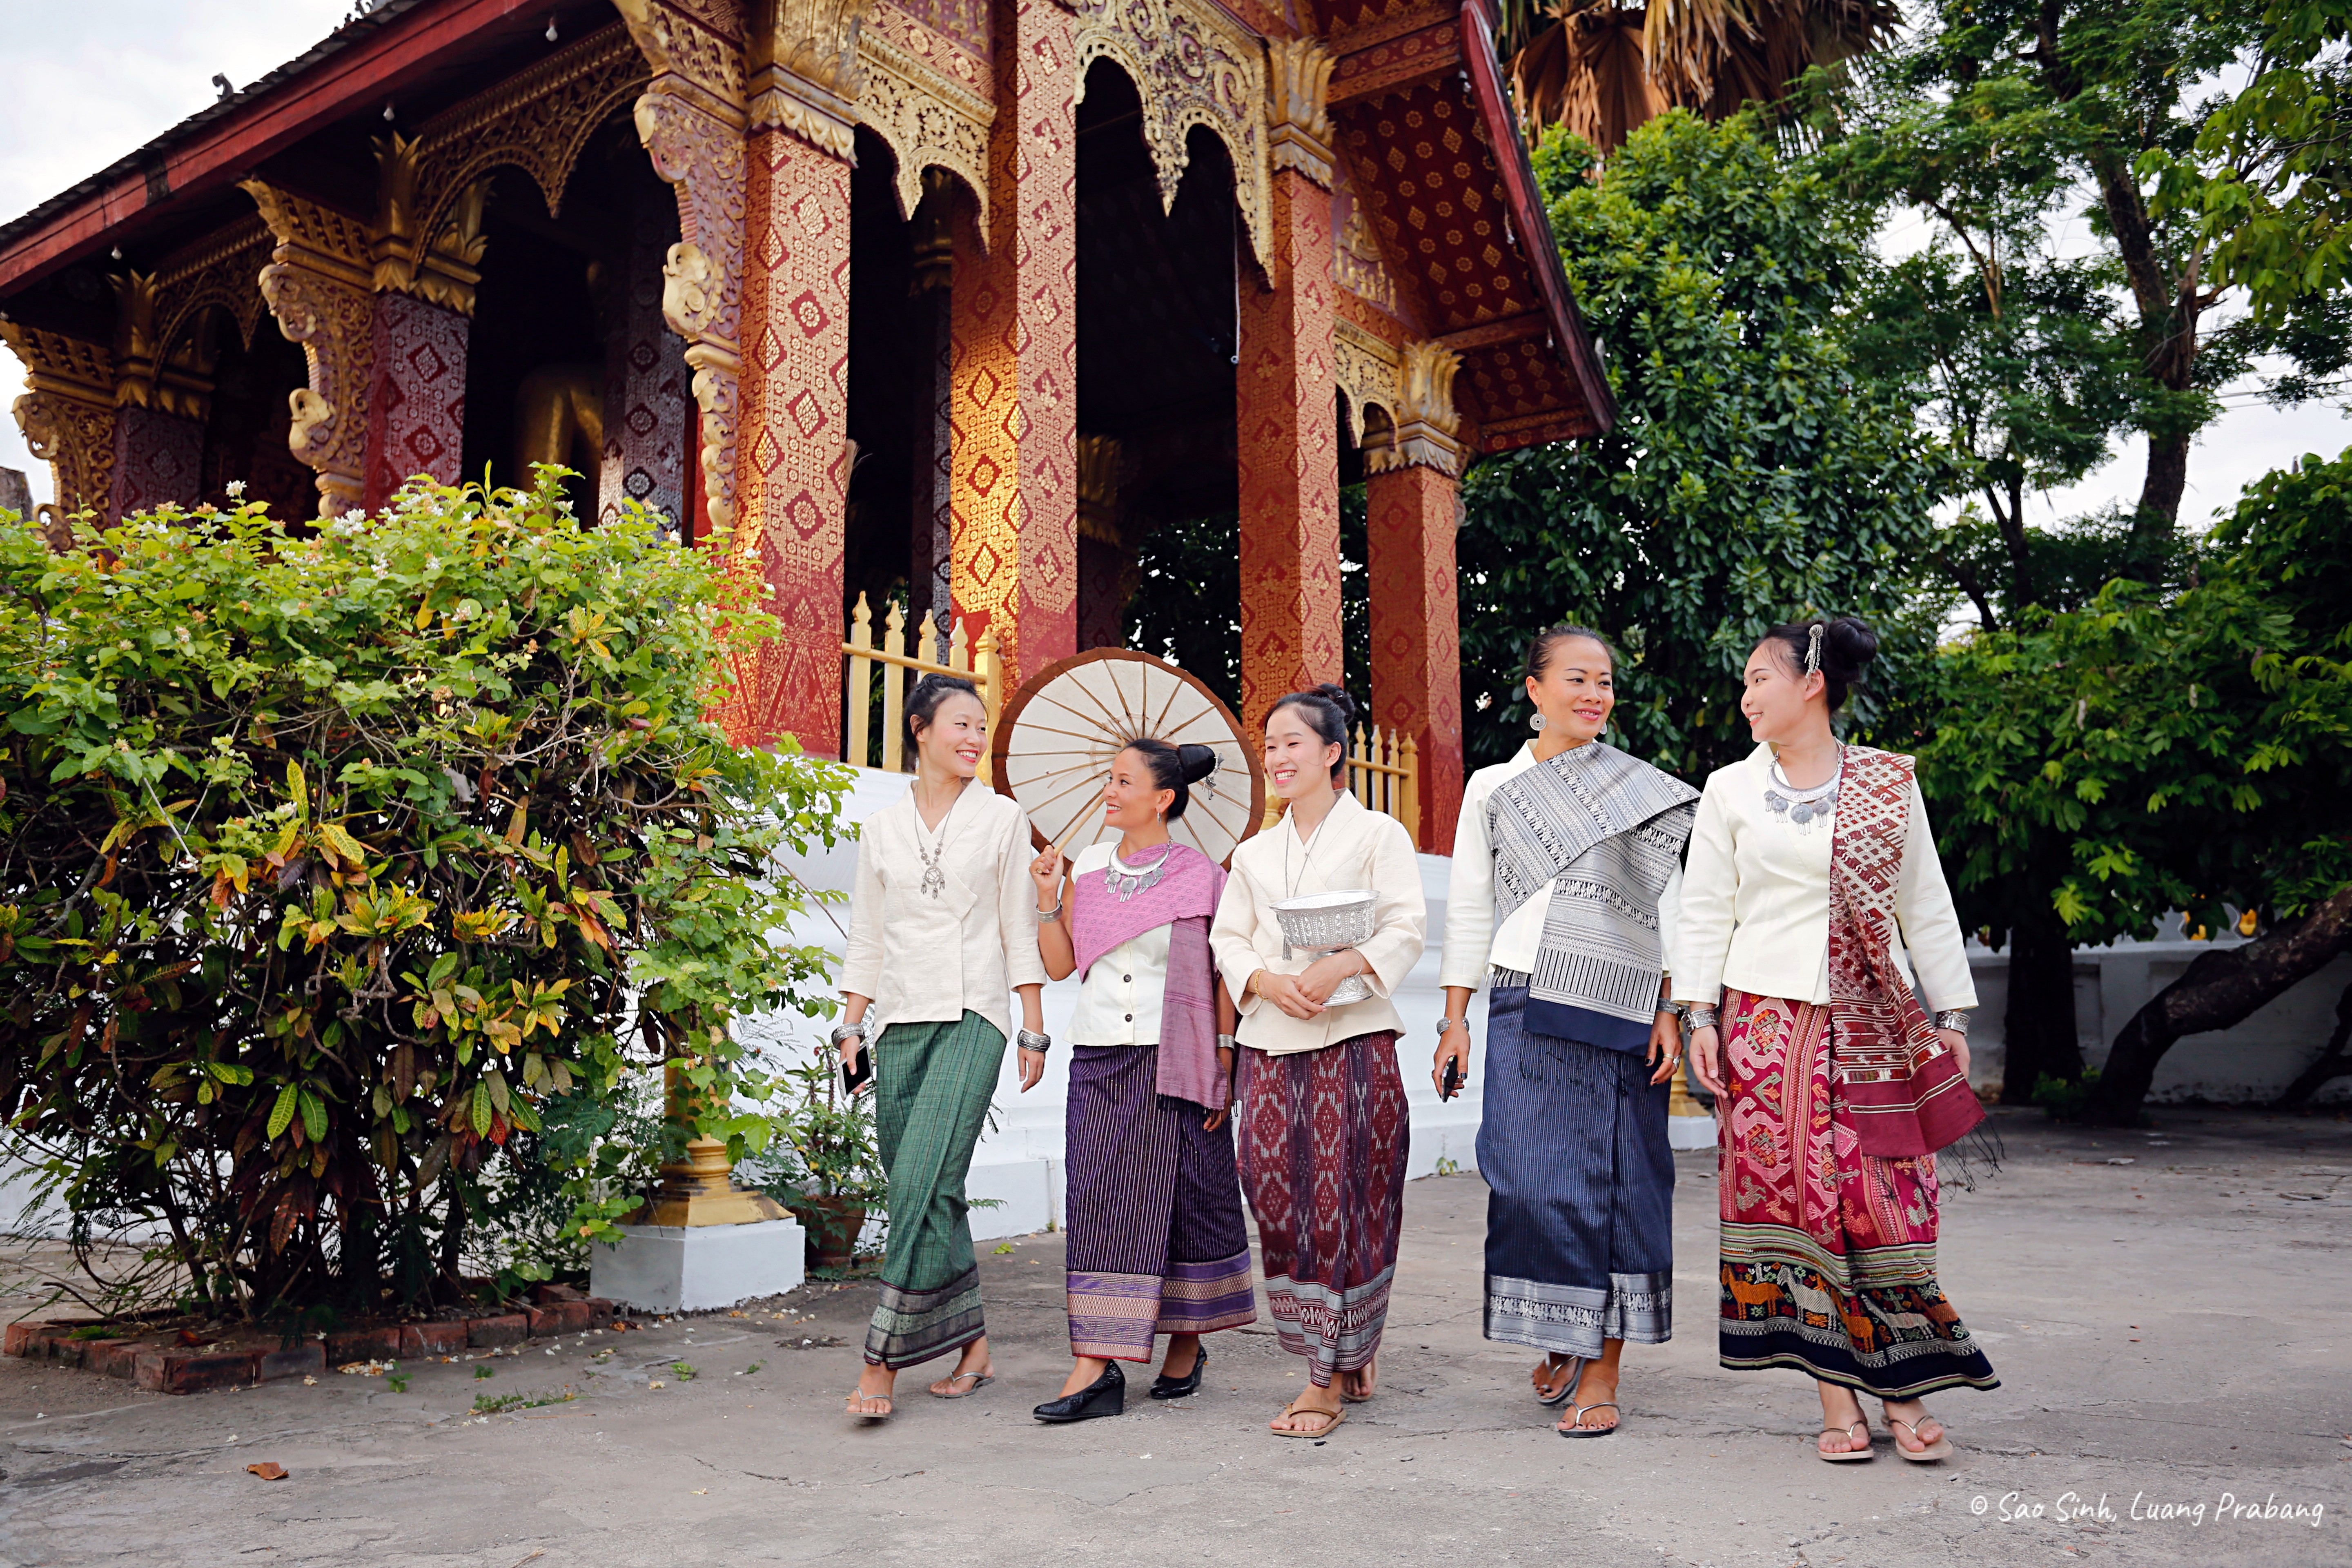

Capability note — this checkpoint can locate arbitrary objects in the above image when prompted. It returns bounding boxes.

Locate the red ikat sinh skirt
[1716,989,1998,1399]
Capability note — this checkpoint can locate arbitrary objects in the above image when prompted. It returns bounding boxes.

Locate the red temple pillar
[363,291,470,509]
[730,54,856,754]
[1365,342,1467,851]
[1236,40,1342,727]
[949,0,1080,685]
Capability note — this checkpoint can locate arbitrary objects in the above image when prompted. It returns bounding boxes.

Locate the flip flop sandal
[1886,1414,1953,1461]
[1270,1399,1348,1439]
[1557,1399,1619,1438]
[845,1390,894,1421]
[1535,1355,1583,1408]
[931,1368,995,1399]
[1816,1419,1873,1462]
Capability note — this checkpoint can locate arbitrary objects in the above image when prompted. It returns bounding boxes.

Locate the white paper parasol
[991,649,1265,867]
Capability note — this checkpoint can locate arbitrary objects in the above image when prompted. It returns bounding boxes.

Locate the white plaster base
[589,1219,806,1314]
[1668,1114,1719,1152]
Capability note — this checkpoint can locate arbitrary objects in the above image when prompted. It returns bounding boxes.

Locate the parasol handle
[1049,781,1107,860]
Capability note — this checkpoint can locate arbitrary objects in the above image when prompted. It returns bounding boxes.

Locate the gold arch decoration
[855,29,991,234]
[1072,0,1275,278]
[155,217,273,363]
[1333,317,1401,445]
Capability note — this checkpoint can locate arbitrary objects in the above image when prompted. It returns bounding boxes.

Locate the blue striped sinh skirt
[1476,984,1673,1358]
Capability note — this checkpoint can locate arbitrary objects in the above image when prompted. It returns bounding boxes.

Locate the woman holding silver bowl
[1210,684,1427,1438]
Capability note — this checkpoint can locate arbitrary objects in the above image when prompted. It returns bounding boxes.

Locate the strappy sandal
[1886,1412,1953,1461]
[930,1366,994,1399]
[1340,1357,1379,1404]
[1270,1398,1347,1439]
[1816,1418,1873,1462]
[845,1389,894,1421]
[1557,1399,1619,1438]
[1534,1354,1582,1409]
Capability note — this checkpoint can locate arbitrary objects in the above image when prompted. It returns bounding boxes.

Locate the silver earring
[1529,711,1546,731]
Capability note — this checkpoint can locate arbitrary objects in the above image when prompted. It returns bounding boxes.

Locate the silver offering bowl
[1270,889,1378,1007]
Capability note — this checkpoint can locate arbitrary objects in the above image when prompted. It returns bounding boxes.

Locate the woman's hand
[1935,1027,1969,1083]
[1017,1046,1046,1092]
[1432,1019,1471,1096]
[1646,1012,1681,1086]
[1295,949,1367,1005]
[1251,969,1326,1020]
[1686,1024,1724,1097]
[1028,846,1064,911]
[1202,1047,1236,1131]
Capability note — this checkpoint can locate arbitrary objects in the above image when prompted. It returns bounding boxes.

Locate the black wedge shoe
[1033,1361,1125,1423]
[1149,1344,1207,1401]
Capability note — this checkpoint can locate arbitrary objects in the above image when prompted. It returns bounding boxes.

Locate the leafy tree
[1457,112,1949,776]
[0,476,851,1320]
[1911,448,2352,1114]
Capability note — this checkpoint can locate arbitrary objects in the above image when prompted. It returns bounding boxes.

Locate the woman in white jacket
[1678,617,1996,1466]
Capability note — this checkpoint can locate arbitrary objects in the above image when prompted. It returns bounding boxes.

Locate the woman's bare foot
[1558,1360,1620,1434]
[1341,1354,1379,1402]
[1880,1398,1946,1454]
[928,1336,994,1398]
[848,1361,896,1418]
[1270,1382,1344,1435]
[1817,1382,1870,1457]
[1532,1354,1577,1404]
[1159,1335,1200,1381]
[1056,1354,1112,1398]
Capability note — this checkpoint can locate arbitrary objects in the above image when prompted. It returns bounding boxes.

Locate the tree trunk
[2087,884,2352,1126]
[2273,980,2352,1111]
[2000,904,2084,1104]
[2132,425,2192,565]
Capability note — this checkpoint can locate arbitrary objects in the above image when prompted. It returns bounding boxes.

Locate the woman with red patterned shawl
[1678,617,1996,1466]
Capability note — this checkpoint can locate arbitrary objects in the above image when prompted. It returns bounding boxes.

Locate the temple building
[0,0,1610,849]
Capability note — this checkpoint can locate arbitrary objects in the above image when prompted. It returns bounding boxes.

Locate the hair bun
[1308,682,1358,726]
[1176,742,1219,786]
[1821,616,1880,678]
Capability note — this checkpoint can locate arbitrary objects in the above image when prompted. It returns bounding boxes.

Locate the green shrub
[0,474,851,1320]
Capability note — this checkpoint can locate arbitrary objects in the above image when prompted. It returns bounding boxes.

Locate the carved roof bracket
[1265,38,1335,188]
[1364,339,1463,477]
[747,0,879,158]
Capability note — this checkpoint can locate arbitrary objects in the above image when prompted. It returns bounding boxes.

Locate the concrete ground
[0,1106,2345,1568]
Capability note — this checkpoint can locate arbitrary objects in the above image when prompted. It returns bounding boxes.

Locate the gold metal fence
[842,594,1003,779]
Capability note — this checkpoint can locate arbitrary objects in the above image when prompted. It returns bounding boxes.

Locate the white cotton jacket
[841,782,1049,1040]
[1211,790,1428,1055]
[1673,743,1978,1012]
[1441,742,1684,991]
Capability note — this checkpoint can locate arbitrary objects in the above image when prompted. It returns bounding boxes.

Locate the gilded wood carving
[855,29,992,230]
[1,323,118,525]
[243,181,377,517]
[1072,0,1275,277]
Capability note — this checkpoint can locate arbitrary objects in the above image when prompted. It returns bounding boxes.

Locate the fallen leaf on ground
[246,1462,288,1481]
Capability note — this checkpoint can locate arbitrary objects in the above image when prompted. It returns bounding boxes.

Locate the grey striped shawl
[1487,742,1699,1035]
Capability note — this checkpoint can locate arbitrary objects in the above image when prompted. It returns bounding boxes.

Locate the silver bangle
[1655,1000,1687,1020]
[1438,1018,1470,1038]
[1686,1005,1719,1031]
[1034,901,1062,923]
[1933,1009,1971,1035]
[1016,1028,1051,1053]
[828,1020,868,1048]
[1216,1033,1237,1052]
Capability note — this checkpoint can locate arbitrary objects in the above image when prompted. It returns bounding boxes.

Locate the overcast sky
[2,0,2344,532]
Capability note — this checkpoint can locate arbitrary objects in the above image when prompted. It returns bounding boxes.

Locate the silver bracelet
[1016,1028,1051,1053]
[1216,1033,1237,1052]
[1932,1009,1970,1035]
[1438,1018,1470,1038]
[828,1020,868,1048]
[1034,901,1062,923]
[1655,1000,1687,1020]
[1686,1005,1719,1031]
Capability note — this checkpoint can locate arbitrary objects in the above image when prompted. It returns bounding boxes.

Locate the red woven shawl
[1826,746,1986,1157]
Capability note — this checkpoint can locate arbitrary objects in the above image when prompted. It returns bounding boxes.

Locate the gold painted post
[845,593,874,769]
[1667,1051,1711,1125]
[974,626,1003,784]
[881,601,909,774]
[1399,734,1420,846]
[637,1058,789,1227]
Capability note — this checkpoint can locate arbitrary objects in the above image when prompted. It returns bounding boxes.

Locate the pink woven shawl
[1071,842,1227,1109]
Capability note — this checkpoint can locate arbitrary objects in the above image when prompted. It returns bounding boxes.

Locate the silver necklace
[1104,841,1176,902]
[1763,746,1840,835]
[912,787,962,899]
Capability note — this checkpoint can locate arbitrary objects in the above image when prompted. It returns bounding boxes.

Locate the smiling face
[1525,635,1615,746]
[1740,639,1824,744]
[1102,747,1176,832]
[1262,703,1342,802]
[913,691,989,779]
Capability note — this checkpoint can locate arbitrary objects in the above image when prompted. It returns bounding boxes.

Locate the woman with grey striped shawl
[1435,626,1698,1438]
